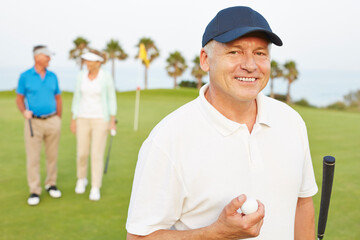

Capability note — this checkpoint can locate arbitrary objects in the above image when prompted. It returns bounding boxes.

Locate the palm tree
[283,60,299,104]
[135,37,160,89]
[191,56,207,89]
[166,51,188,89]
[69,36,90,69]
[270,60,283,98]
[104,39,128,85]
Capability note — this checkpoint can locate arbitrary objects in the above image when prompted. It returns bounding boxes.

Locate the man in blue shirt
[16,45,63,206]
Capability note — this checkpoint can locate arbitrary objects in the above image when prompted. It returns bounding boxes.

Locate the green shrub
[179,80,205,88]
[294,98,316,108]
[326,101,347,110]
[271,93,286,102]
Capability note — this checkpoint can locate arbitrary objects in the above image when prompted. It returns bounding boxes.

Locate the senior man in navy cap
[126,6,317,239]
[16,45,62,206]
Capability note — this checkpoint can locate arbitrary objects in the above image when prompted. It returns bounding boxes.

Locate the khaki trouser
[25,116,61,195]
[76,118,109,188]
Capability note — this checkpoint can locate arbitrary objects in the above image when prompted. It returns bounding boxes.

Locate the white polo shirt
[126,84,318,239]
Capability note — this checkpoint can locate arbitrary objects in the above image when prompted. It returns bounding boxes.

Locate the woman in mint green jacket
[70,51,117,201]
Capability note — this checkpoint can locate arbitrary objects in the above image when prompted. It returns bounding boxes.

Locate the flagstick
[134,86,140,131]
[133,58,141,132]
[134,43,149,131]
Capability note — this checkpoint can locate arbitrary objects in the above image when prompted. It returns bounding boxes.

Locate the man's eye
[256,52,266,56]
[229,51,238,54]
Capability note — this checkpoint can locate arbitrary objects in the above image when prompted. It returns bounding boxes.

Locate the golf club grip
[317,156,335,240]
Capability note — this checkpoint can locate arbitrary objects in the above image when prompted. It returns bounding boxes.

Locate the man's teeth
[236,77,256,82]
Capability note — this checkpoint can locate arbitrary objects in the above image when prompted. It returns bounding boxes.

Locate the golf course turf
[0,89,359,239]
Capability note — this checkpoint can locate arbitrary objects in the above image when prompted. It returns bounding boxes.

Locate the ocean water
[264,69,360,107]
[1,65,359,107]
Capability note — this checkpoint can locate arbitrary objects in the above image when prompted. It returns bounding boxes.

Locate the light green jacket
[71,69,117,121]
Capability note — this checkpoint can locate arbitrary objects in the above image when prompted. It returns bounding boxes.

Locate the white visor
[81,52,104,62]
[33,47,55,57]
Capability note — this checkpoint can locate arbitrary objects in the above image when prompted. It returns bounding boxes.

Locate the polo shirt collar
[30,67,37,74]
[83,68,103,81]
[198,83,272,136]
[256,90,272,128]
[31,66,48,76]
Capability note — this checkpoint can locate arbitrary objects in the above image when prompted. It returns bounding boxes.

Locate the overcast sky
[0,0,359,72]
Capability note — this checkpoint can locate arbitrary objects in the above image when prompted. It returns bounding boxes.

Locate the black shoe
[45,185,62,198]
[27,193,40,206]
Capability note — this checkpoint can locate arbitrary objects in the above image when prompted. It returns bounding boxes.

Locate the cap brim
[43,50,55,57]
[81,53,104,62]
[213,27,283,46]
[34,48,55,57]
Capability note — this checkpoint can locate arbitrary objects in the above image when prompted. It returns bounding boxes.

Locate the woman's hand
[70,119,76,134]
[110,116,117,131]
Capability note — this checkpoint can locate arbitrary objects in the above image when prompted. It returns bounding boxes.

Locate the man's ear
[200,48,210,72]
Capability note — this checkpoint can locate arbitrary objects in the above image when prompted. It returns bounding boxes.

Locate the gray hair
[203,40,216,58]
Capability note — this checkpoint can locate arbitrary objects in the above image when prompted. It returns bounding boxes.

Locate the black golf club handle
[317,156,335,240]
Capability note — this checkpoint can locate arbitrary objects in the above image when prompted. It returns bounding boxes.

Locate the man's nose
[240,54,257,72]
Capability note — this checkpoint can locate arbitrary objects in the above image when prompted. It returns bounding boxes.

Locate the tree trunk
[144,66,148,90]
[270,78,274,98]
[111,58,115,84]
[197,77,202,89]
[174,76,177,89]
[286,80,292,104]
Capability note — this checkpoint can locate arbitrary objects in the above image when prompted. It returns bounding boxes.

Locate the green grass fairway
[0,89,359,239]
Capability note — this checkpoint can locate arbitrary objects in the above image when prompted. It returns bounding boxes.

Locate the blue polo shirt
[16,67,61,116]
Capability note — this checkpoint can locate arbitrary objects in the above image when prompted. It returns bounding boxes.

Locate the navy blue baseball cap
[202,6,283,47]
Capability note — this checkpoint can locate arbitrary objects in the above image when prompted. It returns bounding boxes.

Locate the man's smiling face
[201,32,271,105]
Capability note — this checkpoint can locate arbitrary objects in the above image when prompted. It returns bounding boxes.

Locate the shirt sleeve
[106,73,117,116]
[71,72,82,118]
[299,123,318,198]
[16,73,26,95]
[54,74,61,95]
[126,138,186,236]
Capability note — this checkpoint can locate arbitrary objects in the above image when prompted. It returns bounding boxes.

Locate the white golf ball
[240,197,258,215]
[110,129,116,136]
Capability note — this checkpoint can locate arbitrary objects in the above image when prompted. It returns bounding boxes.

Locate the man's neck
[34,64,46,78]
[205,89,258,133]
